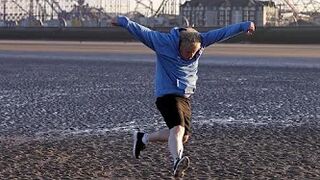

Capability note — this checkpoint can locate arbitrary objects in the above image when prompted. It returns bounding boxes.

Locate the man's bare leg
[168,125,190,177]
[143,126,188,146]
[147,129,170,143]
[168,125,185,160]
[135,126,189,161]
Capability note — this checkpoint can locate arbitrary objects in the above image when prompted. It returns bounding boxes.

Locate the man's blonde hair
[179,28,201,50]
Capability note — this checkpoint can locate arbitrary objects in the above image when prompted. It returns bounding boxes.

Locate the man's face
[179,42,201,60]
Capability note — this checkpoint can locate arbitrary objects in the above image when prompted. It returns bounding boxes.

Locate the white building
[180,0,279,27]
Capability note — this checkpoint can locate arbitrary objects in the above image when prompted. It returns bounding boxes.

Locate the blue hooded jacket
[117,16,251,97]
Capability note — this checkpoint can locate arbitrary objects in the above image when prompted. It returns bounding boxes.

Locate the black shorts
[156,94,192,135]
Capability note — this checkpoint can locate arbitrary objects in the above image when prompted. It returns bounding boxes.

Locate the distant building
[180,0,279,27]
[0,0,110,27]
[0,0,75,22]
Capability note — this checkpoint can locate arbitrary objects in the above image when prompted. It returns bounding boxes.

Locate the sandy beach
[0,42,320,179]
[0,40,320,58]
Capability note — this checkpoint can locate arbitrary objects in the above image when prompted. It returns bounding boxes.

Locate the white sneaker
[173,156,190,177]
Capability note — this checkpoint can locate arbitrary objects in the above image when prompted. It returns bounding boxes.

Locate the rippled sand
[0,42,320,179]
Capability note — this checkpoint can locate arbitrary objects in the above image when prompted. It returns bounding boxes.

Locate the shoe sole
[173,156,190,177]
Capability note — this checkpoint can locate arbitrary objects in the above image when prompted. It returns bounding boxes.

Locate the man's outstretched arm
[201,22,255,47]
[111,16,170,51]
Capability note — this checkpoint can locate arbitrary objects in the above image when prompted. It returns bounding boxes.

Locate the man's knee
[171,125,185,135]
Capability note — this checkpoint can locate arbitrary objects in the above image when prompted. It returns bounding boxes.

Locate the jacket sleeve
[117,16,170,51]
[200,21,251,47]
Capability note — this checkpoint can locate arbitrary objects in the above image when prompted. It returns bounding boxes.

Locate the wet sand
[0,42,320,179]
[0,40,320,58]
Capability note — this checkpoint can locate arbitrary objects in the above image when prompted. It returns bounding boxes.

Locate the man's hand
[111,16,119,26]
[247,22,255,35]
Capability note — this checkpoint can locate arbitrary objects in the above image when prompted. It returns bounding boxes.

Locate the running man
[112,16,255,177]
